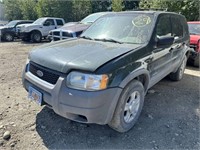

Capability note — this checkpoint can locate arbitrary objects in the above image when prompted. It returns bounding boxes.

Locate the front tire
[193,54,199,67]
[3,33,14,42]
[31,31,42,43]
[170,55,187,81]
[108,80,145,133]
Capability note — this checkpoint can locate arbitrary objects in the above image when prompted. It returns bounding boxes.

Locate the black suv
[22,11,190,132]
[0,20,33,41]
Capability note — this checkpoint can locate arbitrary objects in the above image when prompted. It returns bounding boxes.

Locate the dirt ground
[0,41,199,150]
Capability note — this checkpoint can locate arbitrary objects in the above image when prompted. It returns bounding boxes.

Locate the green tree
[124,0,139,10]
[112,0,124,11]
[91,0,111,12]
[139,0,200,21]
[19,0,38,20]
[4,0,23,20]
[72,0,92,21]
[36,0,56,18]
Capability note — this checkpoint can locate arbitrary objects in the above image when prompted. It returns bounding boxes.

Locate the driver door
[43,19,56,36]
[148,14,174,86]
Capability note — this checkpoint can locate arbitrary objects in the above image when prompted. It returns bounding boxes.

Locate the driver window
[171,16,183,40]
[44,19,55,26]
[156,15,172,38]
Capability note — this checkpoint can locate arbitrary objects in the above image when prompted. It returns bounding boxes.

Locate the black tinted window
[171,16,183,39]
[45,19,55,25]
[56,19,64,26]
[156,15,172,37]
[62,32,73,37]
[76,31,82,37]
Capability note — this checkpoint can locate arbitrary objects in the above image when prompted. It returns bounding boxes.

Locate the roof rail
[133,8,168,11]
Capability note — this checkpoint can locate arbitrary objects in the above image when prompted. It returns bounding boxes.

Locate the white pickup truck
[17,17,65,42]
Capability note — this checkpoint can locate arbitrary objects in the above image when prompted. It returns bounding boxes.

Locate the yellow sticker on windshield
[132,15,151,27]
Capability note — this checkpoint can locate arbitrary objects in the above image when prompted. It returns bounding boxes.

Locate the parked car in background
[17,17,65,43]
[22,11,191,132]
[0,20,33,41]
[48,12,110,41]
[187,21,200,67]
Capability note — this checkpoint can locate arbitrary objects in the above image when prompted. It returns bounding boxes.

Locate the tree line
[1,0,199,22]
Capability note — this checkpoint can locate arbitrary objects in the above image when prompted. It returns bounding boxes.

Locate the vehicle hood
[64,22,78,27]
[29,38,142,73]
[190,35,200,45]
[17,23,40,28]
[52,23,89,33]
[0,26,13,30]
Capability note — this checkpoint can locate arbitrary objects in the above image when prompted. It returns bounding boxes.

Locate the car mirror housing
[157,36,174,46]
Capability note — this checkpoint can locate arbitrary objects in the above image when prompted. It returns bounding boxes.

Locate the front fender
[119,68,150,92]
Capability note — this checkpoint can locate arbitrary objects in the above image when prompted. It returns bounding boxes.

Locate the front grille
[29,62,60,84]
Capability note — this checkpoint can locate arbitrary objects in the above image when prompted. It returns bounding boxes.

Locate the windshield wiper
[94,38,123,44]
[80,35,93,40]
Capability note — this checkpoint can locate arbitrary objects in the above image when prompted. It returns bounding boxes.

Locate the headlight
[67,71,109,91]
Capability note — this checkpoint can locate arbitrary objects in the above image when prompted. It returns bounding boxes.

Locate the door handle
[169,47,174,52]
[145,56,153,63]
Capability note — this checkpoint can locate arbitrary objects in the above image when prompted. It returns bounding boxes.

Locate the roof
[188,21,200,24]
[39,17,64,20]
[11,20,34,22]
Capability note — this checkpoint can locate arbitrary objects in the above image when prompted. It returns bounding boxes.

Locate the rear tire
[108,80,144,133]
[31,31,42,43]
[170,55,187,81]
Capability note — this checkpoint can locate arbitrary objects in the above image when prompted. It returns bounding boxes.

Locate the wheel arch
[119,69,150,93]
[30,29,42,36]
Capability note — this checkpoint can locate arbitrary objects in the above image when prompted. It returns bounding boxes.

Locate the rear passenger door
[170,15,185,66]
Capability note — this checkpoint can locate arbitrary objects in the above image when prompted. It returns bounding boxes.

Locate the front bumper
[22,64,122,124]
[18,32,29,39]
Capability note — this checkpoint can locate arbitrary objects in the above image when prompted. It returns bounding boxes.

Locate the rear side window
[56,19,64,26]
[156,15,172,37]
[171,16,183,39]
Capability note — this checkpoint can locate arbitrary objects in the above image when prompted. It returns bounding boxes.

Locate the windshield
[33,18,45,25]
[188,23,200,35]
[6,21,18,27]
[81,14,154,44]
[80,13,106,24]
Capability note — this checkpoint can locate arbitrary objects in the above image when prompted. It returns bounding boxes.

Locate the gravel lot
[0,41,199,150]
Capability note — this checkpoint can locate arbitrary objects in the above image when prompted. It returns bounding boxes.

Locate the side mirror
[157,36,174,46]
[44,21,50,26]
